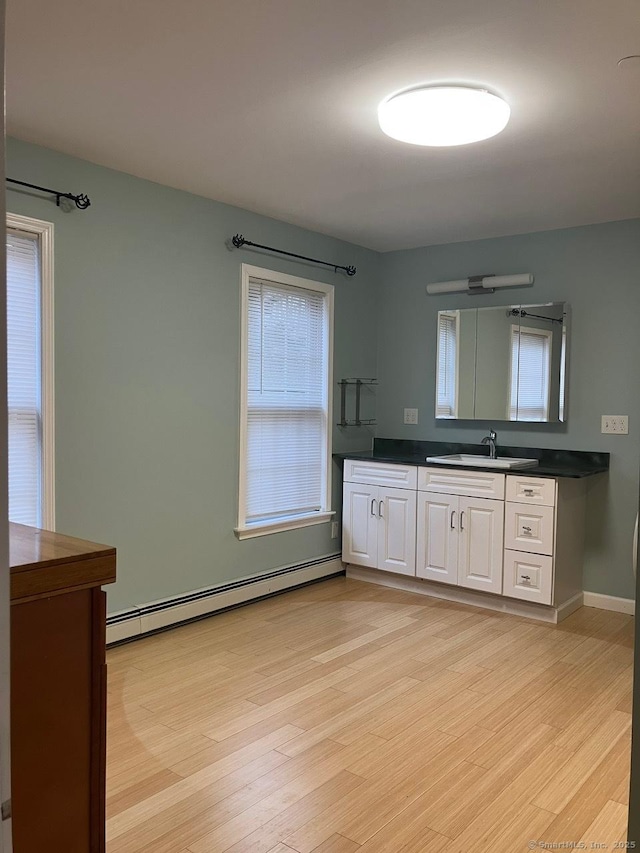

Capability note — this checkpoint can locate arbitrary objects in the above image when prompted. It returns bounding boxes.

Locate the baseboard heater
[106,553,344,644]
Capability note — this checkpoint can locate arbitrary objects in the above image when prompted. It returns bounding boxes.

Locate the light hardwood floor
[106,577,634,853]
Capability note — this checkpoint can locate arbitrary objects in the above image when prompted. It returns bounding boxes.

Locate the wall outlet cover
[601,415,629,434]
[331,521,339,539]
[404,408,419,425]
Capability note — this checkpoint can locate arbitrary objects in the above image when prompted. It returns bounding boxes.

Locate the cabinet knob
[522,526,532,534]
[521,575,531,583]
[524,489,534,496]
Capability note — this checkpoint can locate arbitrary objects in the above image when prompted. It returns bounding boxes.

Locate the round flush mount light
[617,55,640,70]
[378,85,511,147]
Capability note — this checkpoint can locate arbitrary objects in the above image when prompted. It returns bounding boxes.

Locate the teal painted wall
[6,138,380,613]
[7,138,639,606]
[377,219,640,599]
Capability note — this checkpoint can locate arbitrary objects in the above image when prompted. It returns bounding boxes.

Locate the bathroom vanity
[337,440,608,622]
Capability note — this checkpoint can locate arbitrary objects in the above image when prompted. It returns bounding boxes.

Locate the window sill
[235,510,335,540]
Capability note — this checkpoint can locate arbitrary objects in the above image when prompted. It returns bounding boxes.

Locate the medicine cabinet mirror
[435,302,568,423]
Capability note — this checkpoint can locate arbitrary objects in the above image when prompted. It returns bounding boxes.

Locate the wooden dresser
[9,523,116,853]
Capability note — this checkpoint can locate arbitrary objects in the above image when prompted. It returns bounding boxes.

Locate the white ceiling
[6,0,640,251]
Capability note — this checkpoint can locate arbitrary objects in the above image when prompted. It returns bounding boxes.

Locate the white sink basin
[426,454,539,470]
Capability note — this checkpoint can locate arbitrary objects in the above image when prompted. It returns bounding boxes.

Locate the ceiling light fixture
[378,85,511,147]
[617,55,640,70]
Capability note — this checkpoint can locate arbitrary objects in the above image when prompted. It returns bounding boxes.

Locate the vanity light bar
[426,273,534,295]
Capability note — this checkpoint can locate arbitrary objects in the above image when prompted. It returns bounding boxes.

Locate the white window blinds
[436,312,458,417]
[243,277,330,528]
[509,326,551,422]
[7,229,42,526]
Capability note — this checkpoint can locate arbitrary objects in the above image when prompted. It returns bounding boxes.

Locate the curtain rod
[231,234,356,276]
[508,308,564,325]
[6,178,91,210]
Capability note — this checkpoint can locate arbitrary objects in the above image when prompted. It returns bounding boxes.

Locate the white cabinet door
[342,482,378,568]
[458,496,504,594]
[378,486,417,576]
[416,492,458,584]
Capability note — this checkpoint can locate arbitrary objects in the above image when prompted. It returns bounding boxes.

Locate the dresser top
[10,522,116,603]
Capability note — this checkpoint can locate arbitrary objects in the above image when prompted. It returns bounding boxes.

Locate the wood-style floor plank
[578,800,629,846]
[106,577,633,853]
[532,711,632,814]
[535,734,631,843]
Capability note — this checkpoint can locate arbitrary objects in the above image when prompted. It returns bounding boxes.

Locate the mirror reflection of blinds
[246,278,328,524]
[509,326,551,422]
[7,229,42,526]
[437,312,457,417]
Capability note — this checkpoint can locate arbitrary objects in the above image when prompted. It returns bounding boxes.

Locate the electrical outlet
[601,415,629,435]
[404,408,419,425]
[331,521,339,539]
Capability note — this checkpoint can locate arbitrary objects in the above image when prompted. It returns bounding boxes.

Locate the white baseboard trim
[556,592,585,621]
[107,554,344,645]
[583,591,635,615]
[107,617,143,645]
[346,566,578,624]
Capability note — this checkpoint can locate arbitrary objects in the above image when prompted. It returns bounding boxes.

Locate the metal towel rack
[337,378,377,427]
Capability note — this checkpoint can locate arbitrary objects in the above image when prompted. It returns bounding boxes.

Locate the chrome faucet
[481,429,498,460]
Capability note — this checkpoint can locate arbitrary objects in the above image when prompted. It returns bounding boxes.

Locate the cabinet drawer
[505,502,555,556]
[503,549,553,605]
[418,467,505,500]
[343,459,417,489]
[505,476,556,507]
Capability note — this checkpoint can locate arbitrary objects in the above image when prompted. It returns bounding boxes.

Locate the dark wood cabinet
[9,523,116,853]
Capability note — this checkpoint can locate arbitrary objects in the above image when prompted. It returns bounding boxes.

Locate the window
[509,325,552,422]
[6,213,55,528]
[237,265,334,538]
[436,311,458,418]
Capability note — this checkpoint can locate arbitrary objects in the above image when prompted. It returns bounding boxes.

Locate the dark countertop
[333,438,609,479]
